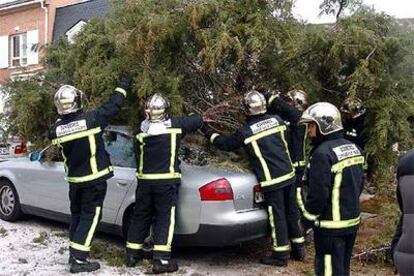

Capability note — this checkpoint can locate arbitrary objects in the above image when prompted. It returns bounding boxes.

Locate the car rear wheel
[0,180,23,221]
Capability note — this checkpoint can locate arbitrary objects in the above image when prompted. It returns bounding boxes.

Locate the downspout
[40,0,48,45]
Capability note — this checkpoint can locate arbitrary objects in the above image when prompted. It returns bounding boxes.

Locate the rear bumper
[174,209,268,247]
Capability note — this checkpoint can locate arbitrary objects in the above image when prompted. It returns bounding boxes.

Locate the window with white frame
[11,33,27,67]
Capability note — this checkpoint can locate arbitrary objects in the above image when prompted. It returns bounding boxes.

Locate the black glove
[118,74,133,90]
[200,123,214,138]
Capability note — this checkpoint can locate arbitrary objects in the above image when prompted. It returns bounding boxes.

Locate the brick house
[0,0,80,82]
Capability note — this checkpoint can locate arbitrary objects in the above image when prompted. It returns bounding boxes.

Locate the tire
[0,179,23,221]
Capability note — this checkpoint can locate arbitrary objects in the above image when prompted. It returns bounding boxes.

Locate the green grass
[90,241,126,267]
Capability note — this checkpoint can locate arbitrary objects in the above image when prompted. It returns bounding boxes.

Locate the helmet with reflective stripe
[340,97,366,119]
[54,85,84,115]
[299,102,343,135]
[286,89,309,112]
[243,90,267,116]
[145,93,170,122]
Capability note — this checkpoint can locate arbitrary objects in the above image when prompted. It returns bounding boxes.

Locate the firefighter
[298,102,365,276]
[267,89,309,260]
[126,94,204,274]
[340,97,367,151]
[49,77,130,273]
[204,90,296,266]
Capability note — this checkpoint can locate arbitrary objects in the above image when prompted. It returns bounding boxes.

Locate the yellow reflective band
[126,242,144,250]
[291,237,305,244]
[272,245,291,252]
[169,133,177,174]
[70,241,90,252]
[52,127,101,145]
[252,141,272,181]
[268,206,277,249]
[210,133,220,143]
[139,140,145,176]
[244,125,287,144]
[317,216,361,229]
[153,245,171,252]
[137,172,181,180]
[332,172,342,221]
[59,145,68,173]
[84,206,101,247]
[115,87,127,97]
[331,156,365,173]
[261,170,295,187]
[67,167,113,183]
[324,254,332,276]
[166,206,176,251]
[136,128,182,141]
[293,162,299,168]
[88,135,98,174]
[269,95,278,105]
[302,124,308,164]
[296,187,319,221]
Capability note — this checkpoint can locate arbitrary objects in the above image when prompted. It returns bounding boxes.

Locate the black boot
[260,252,288,267]
[291,244,306,261]
[69,257,100,274]
[152,259,179,274]
[126,255,142,267]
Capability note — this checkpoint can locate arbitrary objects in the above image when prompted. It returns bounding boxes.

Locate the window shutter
[0,35,9,69]
[27,30,39,65]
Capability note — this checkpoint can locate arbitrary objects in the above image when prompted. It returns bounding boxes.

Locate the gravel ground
[0,216,394,276]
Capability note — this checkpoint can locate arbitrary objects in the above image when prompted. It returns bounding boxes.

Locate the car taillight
[253,184,261,193]
[199,178,234,201]
[14,144,27,154]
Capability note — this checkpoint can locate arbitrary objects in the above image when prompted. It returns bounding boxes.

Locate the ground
[0,214,394,276]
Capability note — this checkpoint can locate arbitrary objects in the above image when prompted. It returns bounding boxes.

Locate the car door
[25,145,69,214]
[102,129,137,224]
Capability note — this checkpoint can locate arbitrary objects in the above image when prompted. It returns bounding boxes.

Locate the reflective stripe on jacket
[135,115,203,180]
[209,113,295,191]
[49,88,126,185]
[298,132,364,235]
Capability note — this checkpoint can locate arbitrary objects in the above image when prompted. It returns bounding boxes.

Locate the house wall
[0,3,44,80]
[0,0,79,82]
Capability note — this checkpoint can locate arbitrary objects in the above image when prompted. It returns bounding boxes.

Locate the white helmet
[300,102,343,135]
[286,89,309,112]
[54,85,84,115]
[243,90,267,116]
[340,97,366,119]
[145,93,170,122]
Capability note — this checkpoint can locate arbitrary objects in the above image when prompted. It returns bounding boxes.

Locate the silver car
[0,126,268,246]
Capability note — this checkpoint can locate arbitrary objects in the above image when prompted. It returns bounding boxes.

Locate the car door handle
[117,181,129,187]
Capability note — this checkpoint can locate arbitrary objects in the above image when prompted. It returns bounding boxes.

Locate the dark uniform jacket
[391,149,414,276]
[207,113,295,191]
[298,132,365,236]
[343,113,368,150]
[268,97,307,177]
[135,115,203,180]
[49,88,126,185]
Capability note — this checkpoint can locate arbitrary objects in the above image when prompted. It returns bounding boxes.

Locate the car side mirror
[29,151,43,162]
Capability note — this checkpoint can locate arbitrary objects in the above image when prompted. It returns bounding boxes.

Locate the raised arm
[95,75,132,127]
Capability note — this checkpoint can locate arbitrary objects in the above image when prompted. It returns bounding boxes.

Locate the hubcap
[0,186,15,216]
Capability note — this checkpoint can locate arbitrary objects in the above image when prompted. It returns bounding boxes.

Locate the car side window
[103,131,136,168]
